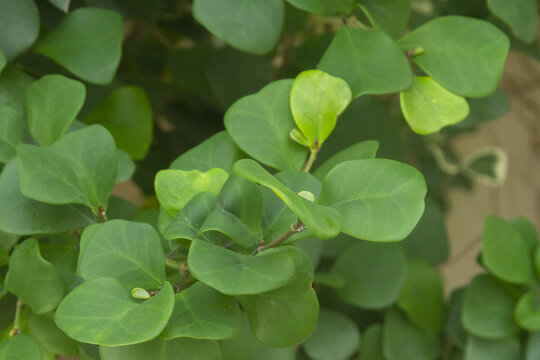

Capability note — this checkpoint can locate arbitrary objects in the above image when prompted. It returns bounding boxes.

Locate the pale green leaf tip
[298,190,315,202]
[289,128,311,147]
[131,287,151,299]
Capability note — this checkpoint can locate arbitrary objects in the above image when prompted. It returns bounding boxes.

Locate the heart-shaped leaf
[319,27,413,97]
[193,0,284,55]
[187,239,295,295]
[0,104,23,163]
[397,16,509,98]
[319,159,426,242]
[17,125,117,212]
[225,80,308,171]
[234,159,342,239]
[155,168,228,217]
[161,281,243,340]
[400,76,469,135]
[55,278,174,346]
[78,220,166,290]
[5,238,65,314]
[34,7,123,84]
[290,70,352,148]
[23,74,86,146]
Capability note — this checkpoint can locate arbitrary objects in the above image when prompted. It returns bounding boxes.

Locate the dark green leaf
[34,7,123,84]
[5,238,65,314]
[0,0,39,61]
[28,313,78,356]
[445,288,467,349]
[169,43,215,100]
[286,0,355,15]
[358,0,412,39]
[319,27,413,97]
[361,324,385,360]
[487,0,537,43]
[464,336,521,360]
[0,104,23,163]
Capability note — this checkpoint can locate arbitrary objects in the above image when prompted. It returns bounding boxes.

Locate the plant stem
[262,219,304,251]
[9,301,23,337]
[302,149,318,172]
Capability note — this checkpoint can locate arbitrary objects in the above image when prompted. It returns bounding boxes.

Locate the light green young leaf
[161,281,243,340]
[515,291,540,331]
[193,0,284,55]
[318,159,426,242]
[397,16,510,98]
[17,125,117,212]
[34,7,123,84]
[28,313,78,356]
[286,0,355,15]
[100,337,220,360]
[397,261,445,333]
[5,239,65,314]
[238,246,318,347]
[0,0,39,61]
[234,159,342,239]
[482,215,534,284]
[303,308,360,360]
[462,274,518,338]
[0,160,94,235]
[290,70,352,148]
[78,220,166,290]
[55,279,174,346]
[155,168,228,217]
[358,0,412,39]
[487,0,537,43]
[84,86,153,160]
[170,131,244,173]
[332,241,407,308]
[400,76,470,135]
[224,80,308,171]
[464,336,521,360]
[313,140,378,180]
[0,104,23,162]
[318,27,413,97]
[187,239,295,295]
[383,309,442,360]
[23,74,86,146]
[0,334,41,360]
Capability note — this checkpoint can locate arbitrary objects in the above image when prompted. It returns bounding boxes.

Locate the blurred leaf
[28,313,78,356]
[358,0,412,39]
[462,147,508,186]
[169,44,215,100]
[286,0,355,15]
[0,105,23,163]
[361,324,385,360]
[445,288,467,349]
[487,0,537,43]
[0,334,41,359]
[464,336,521,360]
[515,291,540,331]
[451,88,509,129]
[526,332,540,360]
[0,0,39,61]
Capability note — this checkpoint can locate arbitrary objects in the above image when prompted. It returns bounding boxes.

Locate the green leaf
[464,336,521,360]
[23,74,86,146]
[454,88,509,129]
[0,0,39,61]
[100,337,220,360]
[332,241,407,308]
[161,281,243,340]
[193,0,284,55]
[403,198,449,266]
[361,324,385,360]
[487,0,537,43]
[28,314,78,356]
[78,220,166,290]
[0,160,94,235]
[358,0,412,39]
[40,236,79,291]
[233,159,342,239]
[17,125,117,212]
[238,246,318,347]
[0,66,34,112]
[224,80,308,171]
[515,291,540,331]
[319,159,426,242]
[155,168,229,217]
[383,309,442,360]
[84,86,153,160]
[48,0,70,12]
[0,334,41,360]
[170,131,244,173]
[187,239,295,295]
[318,27,413,97]
[462,274,518,338]
[446,288,467,349]
[0,104,23,162]
[34,7,123,84]
[526,332,540,360]
[290,70,352,148]
[199,208,262,249]
[303,308,360,360]
[0,50,5,74]
[313,140,379,180]
[55,278,174,346]
[286,0,355,15]
[400,76,470,135]
[397,261,445,333]
[5,238,65,314]
[512,217,538,252]
[397,16,510,98]
[482,215,534,284]
[205,47,273,109]
[116,150,135,183]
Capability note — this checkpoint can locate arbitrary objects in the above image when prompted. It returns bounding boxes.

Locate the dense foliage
[0,0,538,359]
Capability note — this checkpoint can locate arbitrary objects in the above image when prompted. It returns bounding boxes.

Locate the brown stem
[262,219,305,251]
